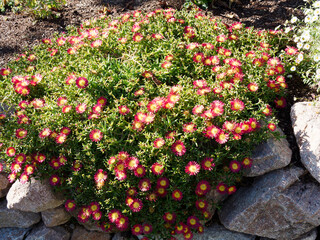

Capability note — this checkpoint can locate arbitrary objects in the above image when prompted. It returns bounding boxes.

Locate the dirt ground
[0,0,306,67]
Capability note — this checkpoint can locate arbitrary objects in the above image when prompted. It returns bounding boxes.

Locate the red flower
[171,140,186,156]
[139,178,151,192]
[230,99,245,111]
[57,97,67,106]
[268,123,277,132]
[133,33,143,42]
[172,189,183,201]
[126,157,139,170]
[115,215,129,231]
[90,129,103,142]
[94,169,107,183]
[193,52,204,63]
[163,212,176,223]
[242,157,253,168]
[248,83,259,92]
[153,138,165,148]
[204,125,220,139]
[119,105,130,115]
[132,224,143,235]
[274,97,286,108]
[6,147,16,157]
[215,131,229,144]
[143,223,153,234]
[130,199,143,212]
[201,157,215,171]
[76,77,88,89]
[151,162,164,175]
[134,165,146,177]
[16,128,27,139]
[49,174,60,186]
[195,199,208,211]
[65,200,76,212]
[216,182,227,194]
[76,103,87,114]
[157,177,170,188]
[108,209,122,223]
[262,104,272,116]
[55,134,67,144]
[183,123,197,133]
[227,186,237,195]
[196,180,211,195]
[185,161,200,176]
[229,160,241,173]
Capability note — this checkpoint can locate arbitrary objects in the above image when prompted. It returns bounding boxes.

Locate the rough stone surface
[71,225,111,240]
[6,178,65,213]
[41,205,71,227]
[0,173,11,197]
[25,223,70,240]
[0,227,31,240]
[218,166,320,239]
[175,223,255,240]
[261,228,317,240]
[204,189,227,221]
[0,199,41,228]
[291,102,320,183]
[243,127,292,177]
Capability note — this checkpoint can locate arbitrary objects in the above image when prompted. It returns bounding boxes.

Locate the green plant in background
[284,0,320,90]
[0,0,66,18]
[0,6,293,239]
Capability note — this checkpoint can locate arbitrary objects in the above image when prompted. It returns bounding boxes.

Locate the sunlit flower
[6,147,16,157]
[139,178,151,191]
[230,99,245,111]
[151,162,164,175]
[119,105,130,115]
[76,77,88,89]
[171,140,186,156]
[16,128,27,139]
[185,161,200,176]
[90,129,103,142]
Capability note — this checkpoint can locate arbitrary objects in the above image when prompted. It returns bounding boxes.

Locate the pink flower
[171,140,186,156]
[201,157,214,171]
[119,105,130,115]
[90,129,103,142]
[134,165,146,177]
[76,77,88,89]
[183,122,197,133]
[153,138,165,148]
[230,99,245,111]
[151,162,164,175]
[130,199,143,212]
[65,200,76,211]
[139,178,151,191]
[76,103,87,114]
[15,128,27,139]
[185,161,200,176]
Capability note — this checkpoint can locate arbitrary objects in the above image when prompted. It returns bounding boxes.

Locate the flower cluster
[0,6,287,239]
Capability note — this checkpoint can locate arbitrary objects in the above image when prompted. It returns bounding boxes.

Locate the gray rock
[0,227,31,240]
[0,173,11,198]
[218,166,320,239]
[71,225,111,240]
[175,223,255,240]
[204,189,227,221]
[25,223,70,240]
[294,229,318,240]
[0,199,41,228]
[6,178,64,213]
[244,128,292,177]
[291,102,320,183]
[261,228,317,240]
[41,206,71,227]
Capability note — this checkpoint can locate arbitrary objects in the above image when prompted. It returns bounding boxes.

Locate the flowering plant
[284,0,320,89]
[0,6,291,239]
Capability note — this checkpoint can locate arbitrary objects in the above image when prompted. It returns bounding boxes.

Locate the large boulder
[0,199,41,228]
[244,127,292,177]
[0,227,31,240]
[218,166,320,239]
[71,225,111,240]
[25,223,70,240]
[41,206,71,227]
[291,102,320,183]
[262,228,318,240]
[6,178,64,213]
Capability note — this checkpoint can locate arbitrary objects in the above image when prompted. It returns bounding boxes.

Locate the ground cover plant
[0,6,294,239]
[284,0,320,90]
[0,0,66,18]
